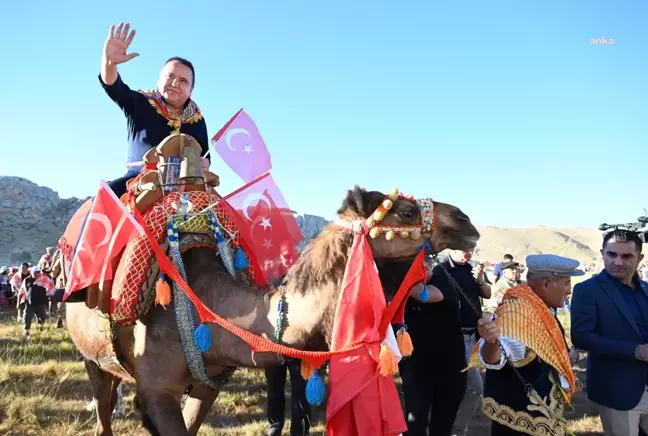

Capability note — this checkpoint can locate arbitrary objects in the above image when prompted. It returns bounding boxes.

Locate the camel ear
[337,185,367,216]
[337,186,383,218]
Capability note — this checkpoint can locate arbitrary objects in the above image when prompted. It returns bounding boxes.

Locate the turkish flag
[326,232,407,436]
[64,180,145,300]
[223,173,303,287]
[211,109,272,183]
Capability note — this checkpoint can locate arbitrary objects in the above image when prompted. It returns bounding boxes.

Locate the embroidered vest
[483,357,566,436]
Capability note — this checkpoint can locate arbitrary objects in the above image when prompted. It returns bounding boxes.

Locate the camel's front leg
[182,384,221,436]
[182,367,237,435]
[136,387,188,436]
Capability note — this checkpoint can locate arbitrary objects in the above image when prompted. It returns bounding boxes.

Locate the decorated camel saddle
[58,133,260,325]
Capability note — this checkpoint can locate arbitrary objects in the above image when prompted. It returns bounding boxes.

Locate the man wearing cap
[18,266,55,339]
[571,229,648,436]
[487,260,522,310]
[469,254,581,436]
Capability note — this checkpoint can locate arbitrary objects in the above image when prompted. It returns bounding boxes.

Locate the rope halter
[337,188,436,240]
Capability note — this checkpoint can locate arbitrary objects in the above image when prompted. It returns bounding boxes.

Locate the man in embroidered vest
[470,254,581,436]
[98,22,211,198]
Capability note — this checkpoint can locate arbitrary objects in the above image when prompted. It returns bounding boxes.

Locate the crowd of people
[0,247,66,338]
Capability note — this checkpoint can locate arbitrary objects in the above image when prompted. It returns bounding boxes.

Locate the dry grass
[0,307,602,435]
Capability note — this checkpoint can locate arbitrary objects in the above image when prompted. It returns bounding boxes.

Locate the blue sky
[1,0,646,228]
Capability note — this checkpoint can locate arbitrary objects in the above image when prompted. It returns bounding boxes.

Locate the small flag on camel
[222,173,303,287]
[64,180,144,300]
[211,109,272,183]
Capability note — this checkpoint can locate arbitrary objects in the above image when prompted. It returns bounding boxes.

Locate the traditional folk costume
[98,73,209,198]
[468,254,583,436]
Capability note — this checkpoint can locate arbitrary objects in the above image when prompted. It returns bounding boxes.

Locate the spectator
[571,229,648,436]
[493,254,514,282]
[18,266,54,340]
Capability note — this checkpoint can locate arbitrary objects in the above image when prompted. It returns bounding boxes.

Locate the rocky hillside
[0,176,643,267]
[0,176,88,265]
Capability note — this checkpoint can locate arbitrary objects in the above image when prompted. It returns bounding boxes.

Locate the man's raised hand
[103,22,139,65]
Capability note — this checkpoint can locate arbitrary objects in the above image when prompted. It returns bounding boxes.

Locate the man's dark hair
[21,262,29,268]
[503,254,513,261]
[165,57,195,87]
[603,229,643,253]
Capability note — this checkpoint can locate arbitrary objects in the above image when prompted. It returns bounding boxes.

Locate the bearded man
[99,22,211,198]
[471,254,582,436]
[571,229,648,436]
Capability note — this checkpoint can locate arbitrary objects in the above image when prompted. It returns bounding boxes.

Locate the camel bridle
[336,188,436,240]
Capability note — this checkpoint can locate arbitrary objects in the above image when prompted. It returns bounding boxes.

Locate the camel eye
[401,210,415,219]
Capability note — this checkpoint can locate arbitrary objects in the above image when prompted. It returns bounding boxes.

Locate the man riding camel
[99,22,211,198]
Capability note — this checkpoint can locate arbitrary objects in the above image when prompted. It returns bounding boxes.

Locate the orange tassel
[301,360,315,380]
[378,343,399,376]
[155,274,172,307]
[396,328,414,357]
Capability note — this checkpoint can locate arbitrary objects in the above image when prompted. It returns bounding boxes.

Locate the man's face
[503,267,519,281]
[21,266,29,275]
[451,250,472,264]
[602,239,643,282]
[157,60,194,109]
[537,276,572,309]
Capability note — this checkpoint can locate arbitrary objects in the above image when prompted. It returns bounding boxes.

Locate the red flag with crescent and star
[211,109,272,183]
[222,173,303,287]
[64,180,145,300]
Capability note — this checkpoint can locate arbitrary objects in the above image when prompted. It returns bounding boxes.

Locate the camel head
[337,187,480,259]
[337,187,433,260]
[420,198,480,253]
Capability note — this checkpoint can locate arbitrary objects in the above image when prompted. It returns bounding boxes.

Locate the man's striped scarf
[468,284,577,401]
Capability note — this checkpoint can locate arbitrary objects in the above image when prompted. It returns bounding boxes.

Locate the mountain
[0,176,88,265]
[0,176,644,267]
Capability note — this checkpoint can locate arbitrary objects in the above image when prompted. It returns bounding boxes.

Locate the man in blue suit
[571,229,648,436]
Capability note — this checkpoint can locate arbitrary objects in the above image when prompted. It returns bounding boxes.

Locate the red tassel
[397,327,414,357]
[301,360,316,380]
[378,343,399,376]
[155,274,171,307]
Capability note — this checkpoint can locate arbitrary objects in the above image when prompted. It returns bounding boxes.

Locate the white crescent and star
[241,193,272,221]
[87,213,112,248]
[225,128,254,154]
[260,217,272,230]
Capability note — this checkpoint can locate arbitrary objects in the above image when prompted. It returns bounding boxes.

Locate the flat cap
[526,254,585,277]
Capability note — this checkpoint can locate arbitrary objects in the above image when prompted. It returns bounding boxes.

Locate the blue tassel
[306,370,326,406]
[194,324,212,352]
[234,248,249,270]
[419,285,430,301]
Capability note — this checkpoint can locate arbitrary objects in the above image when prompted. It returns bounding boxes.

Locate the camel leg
[182,367,237,435]
[182,384,222,436]
[136,388,189,436]
[85,360,119,436]
[111,380,125,418]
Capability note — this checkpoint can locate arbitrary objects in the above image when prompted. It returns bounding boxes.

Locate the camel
[66,186,480,436]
